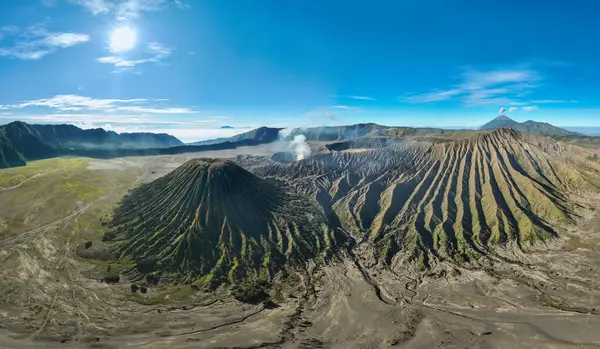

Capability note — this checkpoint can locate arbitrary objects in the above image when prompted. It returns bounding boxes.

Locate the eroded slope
[238,129,600,268]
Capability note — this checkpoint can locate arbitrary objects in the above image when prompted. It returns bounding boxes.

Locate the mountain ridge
[1,119,593,170]
[480,115,579,136]
[0,121,183,169]
[188,126,283,146]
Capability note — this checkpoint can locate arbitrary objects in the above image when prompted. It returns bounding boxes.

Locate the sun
[109,26,137,52]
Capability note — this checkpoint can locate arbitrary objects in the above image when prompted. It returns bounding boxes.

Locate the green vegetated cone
[105,158,339,288]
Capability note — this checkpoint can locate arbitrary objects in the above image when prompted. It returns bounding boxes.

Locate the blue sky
[0,0,599,142]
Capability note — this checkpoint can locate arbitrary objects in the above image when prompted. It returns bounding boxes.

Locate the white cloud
[116,0,167,20]
[3,94,197,114]
[508,107,519,112]
[0,49,52,60]
[13,95,146,110]
[403,89,462,103]
[522,106,539,112]
[71,0,111,14]
[348,95,375,101]
[71,0,187,20]
[531,99,578,104]
[0,25,89,60]
[147,42,171,57]
[461,70,533,88]
[97,56,148,67]
[401,67,539,107]
[111,106,195,114]
[42,32,90,48]
[97,42,171,70]
[331,105,357,110]
[0,113,195,124]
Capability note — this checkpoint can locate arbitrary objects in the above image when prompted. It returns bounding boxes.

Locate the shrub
[146,273,160,285]
[232,279,271,304]
[103,274,120,284]
[136,256,158,273]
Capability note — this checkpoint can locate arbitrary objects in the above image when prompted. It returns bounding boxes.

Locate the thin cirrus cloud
[531,100,578,104]
[97,42,172,69]
[348,95,376,101]
[331,105,358,110]
[506,106,539,113]
[521,106,539,112]
[401,68,542,107]
[2,94,197,114]
[70,0,188,20]
[1,113,193,124]
[0,25,89,60]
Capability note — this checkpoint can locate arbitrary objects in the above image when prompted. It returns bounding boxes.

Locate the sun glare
[109,26,137,52]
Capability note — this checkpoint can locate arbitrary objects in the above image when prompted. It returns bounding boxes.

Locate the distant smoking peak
[498,107,507,115]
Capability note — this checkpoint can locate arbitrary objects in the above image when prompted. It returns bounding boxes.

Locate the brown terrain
[1,131,600,348]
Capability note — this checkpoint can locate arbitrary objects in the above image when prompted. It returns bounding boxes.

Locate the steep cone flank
[106,158,340,285]
[493,115,513,121]
[238,129,597,268]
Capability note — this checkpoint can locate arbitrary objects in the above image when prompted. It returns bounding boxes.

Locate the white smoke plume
[498,107,507,115]
[278,127,293,140]
[290,135,311,160]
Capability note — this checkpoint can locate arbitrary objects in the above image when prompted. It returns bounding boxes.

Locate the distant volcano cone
[106,158,339,286]
[493,114,514,121]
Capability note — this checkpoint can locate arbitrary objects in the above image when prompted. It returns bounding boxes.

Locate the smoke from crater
[290,135,311,160]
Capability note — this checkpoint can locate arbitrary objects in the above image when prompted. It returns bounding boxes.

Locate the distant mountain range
[0,117,593,169]
[192,118,581,147]
[189,123,390,145]
[188,126,282,146]
[479,115,579,136]
[0,121,183,168]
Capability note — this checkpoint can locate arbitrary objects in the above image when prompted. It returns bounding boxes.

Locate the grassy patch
[0,157,139,239]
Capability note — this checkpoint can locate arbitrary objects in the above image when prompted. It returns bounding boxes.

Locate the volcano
[480,115,578,136]
[105,158,341,286]
[238,128,598,268]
